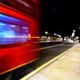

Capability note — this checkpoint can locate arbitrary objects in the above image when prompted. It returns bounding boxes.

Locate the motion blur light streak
[0,5,33,22]
[0,22,8,26]
[0,22,16,38]
[0,14,28,26]
[0,14,21,23]
[17,0,30,8]
[0,1,40,75]
[0,14,29,44]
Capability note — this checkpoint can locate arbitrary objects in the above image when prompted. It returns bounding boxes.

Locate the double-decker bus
[0,0,40,75]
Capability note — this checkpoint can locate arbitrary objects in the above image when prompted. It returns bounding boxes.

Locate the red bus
[0,0,40,75]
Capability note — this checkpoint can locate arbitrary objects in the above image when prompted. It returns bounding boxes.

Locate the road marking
[20,44,72,80]
[0,58,38,75]
[28,43,64,52]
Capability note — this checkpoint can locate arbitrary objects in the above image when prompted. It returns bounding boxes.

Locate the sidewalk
[21,43,80,80]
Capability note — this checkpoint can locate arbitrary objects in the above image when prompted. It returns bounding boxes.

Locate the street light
[44,31,50,42]
[45,31,49,35]
[45,31,50,36]
[54,33,57,36]
[71,30,76,37]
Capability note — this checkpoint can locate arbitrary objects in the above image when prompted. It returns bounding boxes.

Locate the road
[29,43,73,69]
[1,43,74,80]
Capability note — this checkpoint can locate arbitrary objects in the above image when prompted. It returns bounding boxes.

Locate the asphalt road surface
[1,43,74,80]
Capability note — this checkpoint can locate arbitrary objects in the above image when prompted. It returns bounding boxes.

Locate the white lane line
[20,44,72,80]
[28,43,64,52]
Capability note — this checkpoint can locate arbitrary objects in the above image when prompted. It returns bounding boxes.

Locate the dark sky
[40,0,80,37]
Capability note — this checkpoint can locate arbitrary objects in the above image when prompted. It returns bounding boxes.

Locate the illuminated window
[0,14,29,45]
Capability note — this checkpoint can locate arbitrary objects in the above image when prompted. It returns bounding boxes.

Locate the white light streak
[17,0,30,7]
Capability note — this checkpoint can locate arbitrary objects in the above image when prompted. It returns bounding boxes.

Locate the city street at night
[21,43,80,80]
[0,0,80,80]
[1,42,74,80]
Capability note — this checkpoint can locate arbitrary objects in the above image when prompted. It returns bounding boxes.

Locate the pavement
[20,43,80,80]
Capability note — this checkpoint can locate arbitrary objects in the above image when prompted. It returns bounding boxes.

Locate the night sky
[40,0,80,37]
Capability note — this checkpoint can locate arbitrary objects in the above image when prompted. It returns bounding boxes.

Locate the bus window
[0,14,29,45]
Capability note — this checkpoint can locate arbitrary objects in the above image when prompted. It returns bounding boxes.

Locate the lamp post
[71,30,76,40]
[45,31,50,42]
